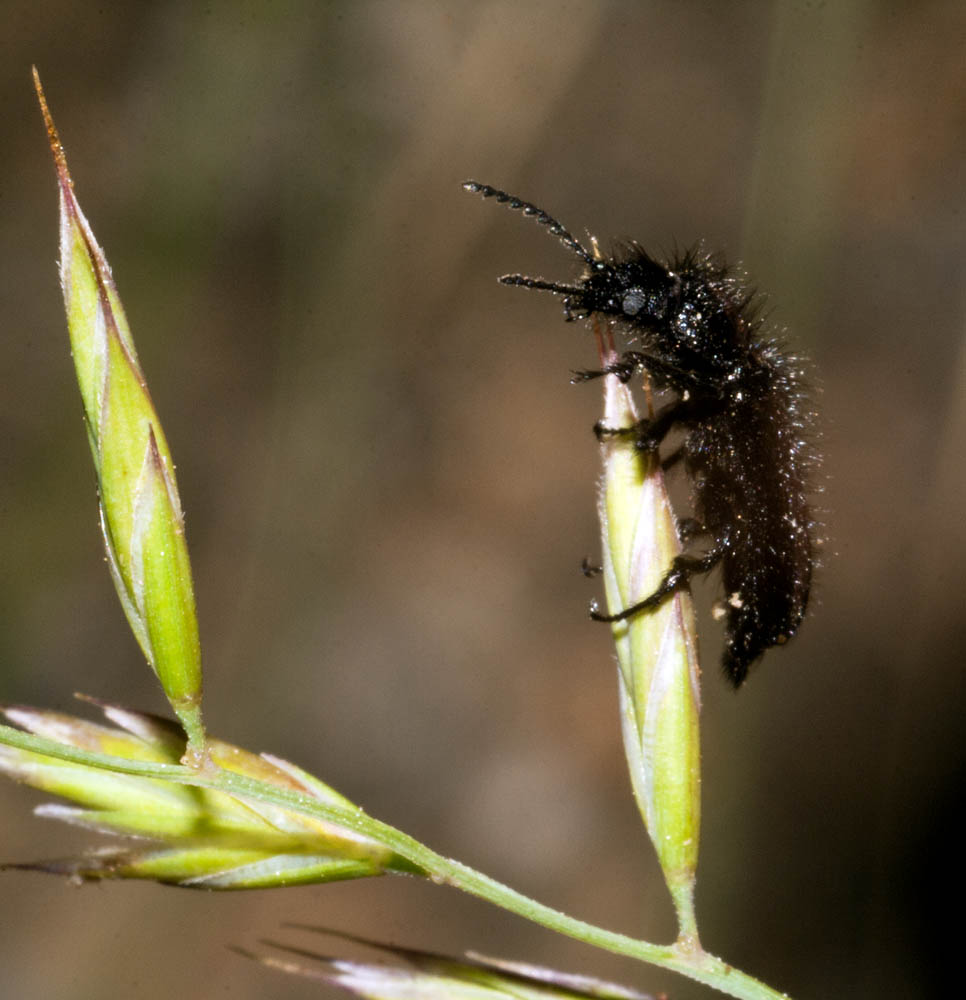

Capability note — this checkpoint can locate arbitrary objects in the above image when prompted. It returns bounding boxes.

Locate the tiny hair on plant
[463,181,818,688]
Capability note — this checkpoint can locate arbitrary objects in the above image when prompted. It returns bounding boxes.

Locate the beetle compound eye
[621,288,646,316]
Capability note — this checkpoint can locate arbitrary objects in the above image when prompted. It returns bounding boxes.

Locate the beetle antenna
[498,274,584,295]
[463,181,596,267]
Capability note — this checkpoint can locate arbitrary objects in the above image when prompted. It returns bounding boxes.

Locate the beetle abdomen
[688,362,813,685]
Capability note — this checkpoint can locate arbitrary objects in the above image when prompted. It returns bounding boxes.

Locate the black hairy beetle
[463,181,817,687]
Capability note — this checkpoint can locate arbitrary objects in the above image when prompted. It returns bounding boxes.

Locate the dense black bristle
[465,182,819,688]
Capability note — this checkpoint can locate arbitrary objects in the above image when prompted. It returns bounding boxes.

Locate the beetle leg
[570,352,649,384]
[675,517,708,543]
[589,545,724,623]
[660,445,684,471]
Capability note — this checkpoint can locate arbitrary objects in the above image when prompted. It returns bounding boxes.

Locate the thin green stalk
[0,722,788,1000]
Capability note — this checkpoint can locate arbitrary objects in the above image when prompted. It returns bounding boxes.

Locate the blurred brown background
[1,2,964,998]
